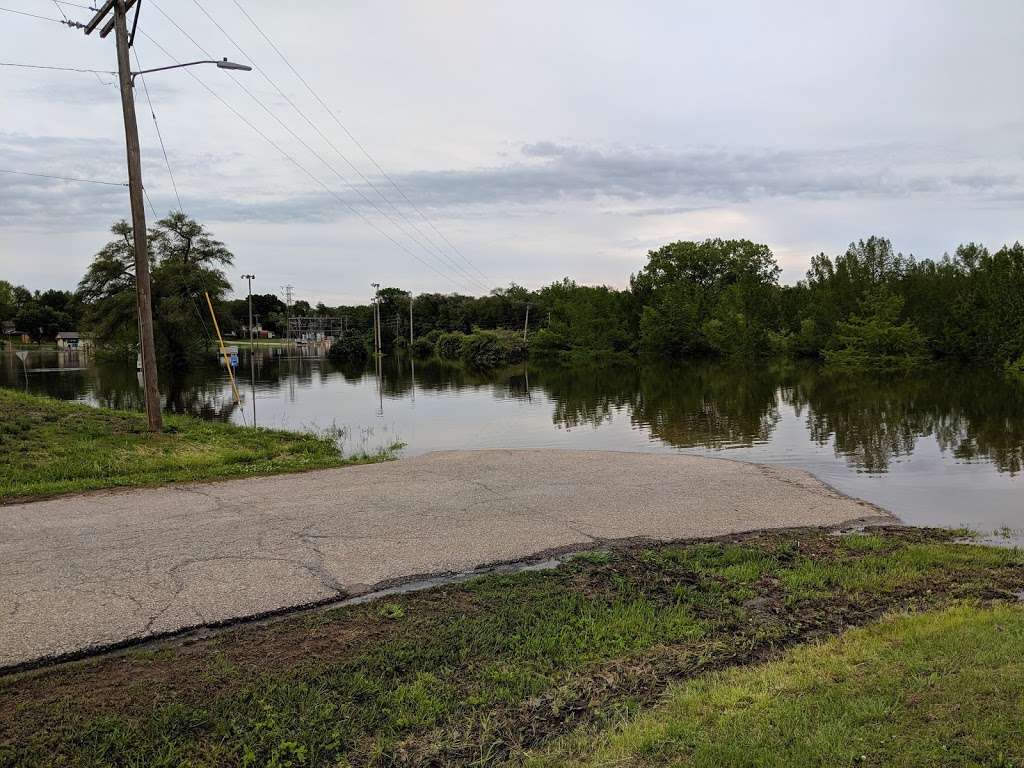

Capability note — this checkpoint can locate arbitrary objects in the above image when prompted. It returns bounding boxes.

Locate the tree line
[6,214,1023,373]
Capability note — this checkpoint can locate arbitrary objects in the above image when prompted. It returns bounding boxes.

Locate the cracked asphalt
[0,449,890,669]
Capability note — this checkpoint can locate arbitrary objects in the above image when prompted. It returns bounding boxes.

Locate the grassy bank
[0,390,392,503]
[2,527,1023,766]
[528,603,1024,767]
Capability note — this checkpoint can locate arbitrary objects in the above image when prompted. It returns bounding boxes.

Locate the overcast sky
[1,0,1022,304]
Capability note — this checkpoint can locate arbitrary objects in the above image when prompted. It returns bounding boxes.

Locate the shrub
[436,331,466,360]
[459,329,526,368]
[1006,355,1024,380]
[327,334,368,362]
[765,329,796,356]
[410,337,435,358]
[528,327,570,358]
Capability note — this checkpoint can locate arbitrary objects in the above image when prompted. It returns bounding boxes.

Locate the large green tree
[79,213,234,365]
[632,239,781,358]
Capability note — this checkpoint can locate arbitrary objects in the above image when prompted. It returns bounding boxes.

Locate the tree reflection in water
[3,347,1023,476]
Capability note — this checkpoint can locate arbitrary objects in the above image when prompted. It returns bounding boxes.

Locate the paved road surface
[0,450,890,669]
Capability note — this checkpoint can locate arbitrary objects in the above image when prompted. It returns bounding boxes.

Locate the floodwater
[3,346,1022,535]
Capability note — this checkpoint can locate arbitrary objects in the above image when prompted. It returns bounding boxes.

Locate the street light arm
[130,58,251,83]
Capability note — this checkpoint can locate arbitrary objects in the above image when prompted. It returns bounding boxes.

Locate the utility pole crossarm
[83,0,116,35]
[82,0,137,39]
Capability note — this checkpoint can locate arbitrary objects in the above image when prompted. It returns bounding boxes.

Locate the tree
[15,303,71,341]
[79,214,234,365]
[633,239,781,358]
[0,281,16,324]
[531,279,635,361]
[78,221,144,352]
[824,287,928,372]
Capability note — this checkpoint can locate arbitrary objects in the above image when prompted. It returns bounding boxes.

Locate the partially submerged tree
[79,214,234,365]
[824,287,928,373]
[633,239,781,358]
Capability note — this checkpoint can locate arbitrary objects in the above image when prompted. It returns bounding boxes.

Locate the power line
[142,186,159,219]
[190,0,490,294]
[0,5,60,22]
[230,0,493,288]
[152,0,483,295]
[197,0,493,292]
[0,4,82,27]
[0,61,114,74]
[0,167,127,186]
[136,30,470,289]
[132,48,184,213]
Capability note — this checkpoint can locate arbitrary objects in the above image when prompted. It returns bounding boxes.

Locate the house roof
[56,332,81,339]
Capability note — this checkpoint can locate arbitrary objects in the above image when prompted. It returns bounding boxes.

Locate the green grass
[2,528,1023,767]
[527,603,1024,767]
[0,389,394,502]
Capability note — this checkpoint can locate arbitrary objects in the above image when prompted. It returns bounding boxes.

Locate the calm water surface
[3,346,1022,535]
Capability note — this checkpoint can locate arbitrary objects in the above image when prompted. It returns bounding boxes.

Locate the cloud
[393,142,1024,210]
[4,132,1022,231]
[0,134,131,228]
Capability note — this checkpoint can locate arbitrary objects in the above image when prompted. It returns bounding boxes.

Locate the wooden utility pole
[114,0,161,431]
[523,303,530,343]
[409,294,414,346]
[85,0,162,431]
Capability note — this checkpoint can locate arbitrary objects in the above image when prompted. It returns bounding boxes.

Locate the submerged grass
[1,527,1023,766]
[0,390,393,502]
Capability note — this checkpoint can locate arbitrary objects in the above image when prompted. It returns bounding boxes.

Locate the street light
[84,1,252,432]
[130,57,252,84]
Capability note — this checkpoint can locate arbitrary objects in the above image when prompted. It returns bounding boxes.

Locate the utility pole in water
[242,274,256,425]
[371,283,381,356]
[283,284,294,344]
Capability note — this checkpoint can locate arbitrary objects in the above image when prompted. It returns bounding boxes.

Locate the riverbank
[2,527,1022,766]
[0,390,394,503]
[528,602,1024,767]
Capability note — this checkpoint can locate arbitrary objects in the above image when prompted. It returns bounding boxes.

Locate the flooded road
[3,346,1022,534]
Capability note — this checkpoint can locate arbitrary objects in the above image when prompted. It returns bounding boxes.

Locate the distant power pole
[283,284,294,343]
[242,274,256,425]
[523,303,530,343]
[371,283,381,356]
[409,294,414,346]
[85,0,162,432]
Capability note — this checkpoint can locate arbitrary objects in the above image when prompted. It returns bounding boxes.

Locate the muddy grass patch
[2,526,1023,767]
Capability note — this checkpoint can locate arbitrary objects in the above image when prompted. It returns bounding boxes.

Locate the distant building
[2,322,30,345]
[245,324,274,339]
[56,332,88,350]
